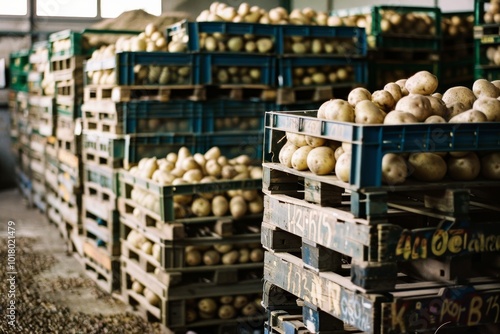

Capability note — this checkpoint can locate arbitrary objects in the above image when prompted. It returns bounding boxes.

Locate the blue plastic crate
[265,110,500,190]
[82,100,202,135]
[278,56,367,88]
[278,24,367,56]
[200,53,275,86]
[166,20,280,53]
[196,132,264,161]
[116,51,201,85]
[201,100,270,133]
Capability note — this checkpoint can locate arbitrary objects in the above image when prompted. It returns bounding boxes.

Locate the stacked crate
[81,48,203,293]
[48,30,86,253]
[440,12,475,91]
[117,167,266,333]
[474,0,500,80]
[332,6,442,91]
[261,110,500,333]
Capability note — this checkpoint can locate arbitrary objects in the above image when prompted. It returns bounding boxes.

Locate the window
[0,0,27,15]
[37,0,97,17]
[101,0,161,18]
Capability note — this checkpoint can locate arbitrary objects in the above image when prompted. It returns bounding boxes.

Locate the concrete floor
[0,187,164,333]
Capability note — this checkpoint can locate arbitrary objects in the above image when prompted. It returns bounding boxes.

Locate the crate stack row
[331,6,475,92]
[261,111,500,333]
[474,0,500,81]
[165,20,368,106]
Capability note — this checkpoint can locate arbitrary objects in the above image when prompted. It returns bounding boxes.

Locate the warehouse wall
[331,0,473,12]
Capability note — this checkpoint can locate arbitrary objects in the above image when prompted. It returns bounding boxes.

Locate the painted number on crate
[386,287,500,332]
[394,227,500,261]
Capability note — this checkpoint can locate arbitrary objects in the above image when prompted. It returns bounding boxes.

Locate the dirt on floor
[0,188,164,334]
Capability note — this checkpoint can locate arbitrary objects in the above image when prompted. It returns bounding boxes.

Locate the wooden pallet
[44,162,59,192]
[57,148,80,171]
[55,78,84,99]
[58,196,81,228]
[263,252,500,334]
[82,205,120,256]
[82,147,122,169]
[50,55,85,81]
[121,262,264,331]
[84,84,206,103]
[83,252,120,294]
[83,182,118,219]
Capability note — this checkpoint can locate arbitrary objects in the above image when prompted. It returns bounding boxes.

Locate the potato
[448,109,488,123]
[306,146,335,175]
[384,82,403,102]
[143,288,160,306]
[383,110,419,124]
[347,87,371,107]
[291,145,313,170]
[305,135,326,147]
[354,100,386,124]
[473,79,499,99]
[233,296,248,309]
[199,298,218,313]
[212,195,229,217]
[141,241,153,255]
[238,248,250,263]
[229,195,247,219]
[132,281,144,294]
[442,86,476,110]
[371,90,396,112]
[220,296,234,304]
[447,152,480,181]
[185,249,202,266]
[395,95,433,122]
[481,153,500,179]
[222,250,239,265]
[191,198,211,217]
[426,96,447,117]
[472,98,500,121]
[248,195,263,214]
[203,250,221,265]
[250,248,264,262]
[446,101,468,120]
[408,153,447,182]
[317,99,331,119]
[218,304,237,319]
[405,71,438,95]
[425,115,446,123]
[334,146,344,160]
[286,132,308,147]
[183,169,203,183]
[335,152,351,182]
[214,244,233,254]
[381,153,407,185]
[206,159,222,177]
[395,79,409,96]
[241,302,258,316]
[221,165,238,179]
[323,99,355,122]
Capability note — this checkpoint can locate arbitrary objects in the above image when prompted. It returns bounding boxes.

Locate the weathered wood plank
[264,251,382,332]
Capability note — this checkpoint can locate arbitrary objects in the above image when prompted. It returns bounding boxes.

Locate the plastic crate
[82,133,196,169]
[332,6,441,50]
[475,39,500,67]
[114,51,200,86]
[196,132,264,162]
[9,71,29,92]
[30,40,50,65]
[475,65,500,80]
[278,24,367,57]
[201,100,270,133]
[368,61,440,91]
[264,110,500,190]
[200,53,275,86]
[49,28,140,58]
[440,59,475,90]
[278,56,367,88]
[81,100,202,135]
[84,164,119,194]
[441,11,474,38]
[9,49,31,72]
[166,20,280,54]
[119,168,262,223]
[474,0,500,26]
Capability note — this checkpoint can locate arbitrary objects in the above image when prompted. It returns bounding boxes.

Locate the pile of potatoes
[197,33,274,53]
[329,10,436,36]
[196,2,329,26]
[485,45,500,66]
[128,146,263,220]
[52,35,91,55]
[186,294,262,322]
[442,14,474,37]
[283,37,357,55]
[126,229,264,268]
[482,0,500,24]
[279,71,500,184]
[290,65,354,87]
[212,66,263,85]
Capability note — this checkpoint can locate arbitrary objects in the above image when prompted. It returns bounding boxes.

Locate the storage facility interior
[2,0,500,333]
